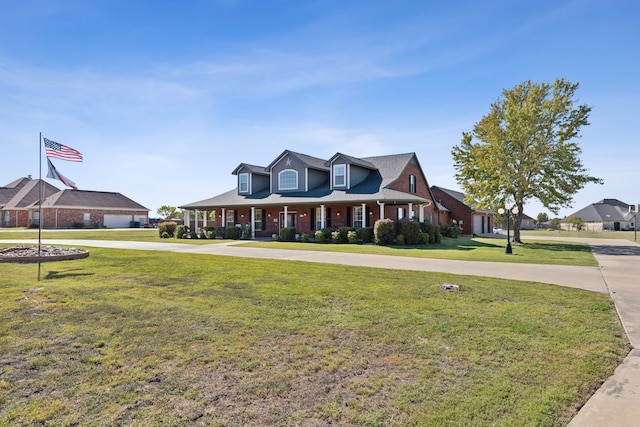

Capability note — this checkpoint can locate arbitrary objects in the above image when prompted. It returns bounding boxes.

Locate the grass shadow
[46,269,95,280]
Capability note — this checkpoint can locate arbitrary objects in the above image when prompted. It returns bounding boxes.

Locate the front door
[279,212,297,229]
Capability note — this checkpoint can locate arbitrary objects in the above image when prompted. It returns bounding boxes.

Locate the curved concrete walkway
[2,236,639,425]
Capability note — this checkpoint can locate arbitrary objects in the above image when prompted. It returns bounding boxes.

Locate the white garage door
[473,215,483,235]
[104,214,133,228]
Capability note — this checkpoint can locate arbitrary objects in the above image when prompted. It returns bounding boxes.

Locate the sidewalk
[2,236,639,425]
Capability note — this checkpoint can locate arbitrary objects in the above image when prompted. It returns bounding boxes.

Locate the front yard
[0,248,629,426]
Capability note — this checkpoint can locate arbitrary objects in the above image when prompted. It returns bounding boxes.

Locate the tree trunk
[513,210,523,243]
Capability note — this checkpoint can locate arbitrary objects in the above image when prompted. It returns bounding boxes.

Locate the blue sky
[1,0,638,218]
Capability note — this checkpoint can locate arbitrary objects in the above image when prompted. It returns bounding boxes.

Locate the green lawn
[520,229,638,242]
[0,229,599,266]
[0,228,224,244]
[239,237,598,266]
[0,248,628,426]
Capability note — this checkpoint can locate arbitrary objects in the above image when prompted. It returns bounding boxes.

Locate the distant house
[179,149,443,238]
[520,213,536,230]
[562,199,639,231]
[1,177,149,229]
[429,186,494,235]
[32,189,150,229]
[1,177,60,227]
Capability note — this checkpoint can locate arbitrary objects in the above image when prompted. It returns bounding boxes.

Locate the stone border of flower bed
[0,245,90,263]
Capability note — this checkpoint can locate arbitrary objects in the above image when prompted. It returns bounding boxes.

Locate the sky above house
[1,0,638,219]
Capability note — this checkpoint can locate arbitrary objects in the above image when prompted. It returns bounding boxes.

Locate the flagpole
[38,132,42,281]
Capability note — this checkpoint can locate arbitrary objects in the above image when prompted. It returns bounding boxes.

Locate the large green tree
[451,78,602,242]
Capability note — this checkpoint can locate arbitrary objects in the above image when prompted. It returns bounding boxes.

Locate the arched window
[278,169,298,190]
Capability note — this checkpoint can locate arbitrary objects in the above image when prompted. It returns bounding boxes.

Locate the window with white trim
[226,210,235,227]
[353,206,364,228]
[398,207,405,220]
[278,169,298,190]
[333,164,346,187]
[409,175,416,193]
[239,173,249,193]
[316,208,323,230]
[254,209,263,231]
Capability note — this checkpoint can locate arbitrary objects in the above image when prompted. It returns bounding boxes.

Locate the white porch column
[183,210,189,227]
[408,203,414,219]
[362,203,367,227]
[377,201,385,220]
[251,207,256,239]
[283,206,288,227]
[203,210,207,227]
[194,209,199,234]
[221,208,226,228]
[320,205,326,229]
[419,204,425,223]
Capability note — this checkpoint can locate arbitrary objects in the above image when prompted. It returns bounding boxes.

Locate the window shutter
[234,211,238,225]
[347,207,352,227]
[310,208,316,230]
[262,210,266,230]
[327,208,332,228]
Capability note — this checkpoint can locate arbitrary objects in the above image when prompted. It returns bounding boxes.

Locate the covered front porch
[181,201,434,239]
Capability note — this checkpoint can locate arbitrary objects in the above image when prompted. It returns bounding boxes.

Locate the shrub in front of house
[347,230,358,243]
[280,227,297,242]
[176,225,188,239]
[374,219,396,246]
[420,232,429,245]
[301,233,309,243]
[357,227,374,244]
[314,229,325,243]
[331,230,341,244]
[224,226,242,240]
[398,219,421,245]
[337,226,353,243]
[396,234,405,245]
[158,221,177,238]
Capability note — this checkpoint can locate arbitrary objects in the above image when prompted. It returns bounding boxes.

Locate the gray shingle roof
[180,151,432,210]
[38,190,149,210]
[1,178,60,209]
[567,199,635,222]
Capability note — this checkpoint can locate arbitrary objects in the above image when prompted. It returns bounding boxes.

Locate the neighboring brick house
[430,186,494,235]
[30,189,150,229]
[1,177,60,227]
[179,150,442,238]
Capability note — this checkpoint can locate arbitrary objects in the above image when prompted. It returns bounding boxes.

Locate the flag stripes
[43,137,83,162]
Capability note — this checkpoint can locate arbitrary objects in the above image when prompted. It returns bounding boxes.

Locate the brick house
[1,177,61,227]
[430,186,494,235]
[32,189,150,229]
[179,150,442,238]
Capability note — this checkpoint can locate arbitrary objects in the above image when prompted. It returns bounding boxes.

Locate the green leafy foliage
[374,219,396,246]
[452,78,602,242]
[158,221,177,238]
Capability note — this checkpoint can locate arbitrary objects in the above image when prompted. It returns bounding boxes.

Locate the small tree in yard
[452,78,602,243]
[536,212,549,228]
[567,215,585,231]
[157,205,179,220]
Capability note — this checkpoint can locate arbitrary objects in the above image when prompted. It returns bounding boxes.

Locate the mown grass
[239,237,598,266]
[0,248,628,426]
[520,229,638,242]
[0,229,222,244]
[0,230,598,266]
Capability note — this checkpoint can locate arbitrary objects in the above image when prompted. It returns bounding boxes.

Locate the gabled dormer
[266,150,329,194]
[326,153,377,190]
[232,163,269,196]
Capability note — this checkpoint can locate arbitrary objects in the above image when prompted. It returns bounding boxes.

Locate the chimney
[28,174,32,179]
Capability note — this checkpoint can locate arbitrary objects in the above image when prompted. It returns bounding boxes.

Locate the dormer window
[278,169,298,190]
[333,164,346,187]
[239,173,249,193]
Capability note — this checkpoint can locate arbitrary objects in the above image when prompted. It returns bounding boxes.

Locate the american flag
[43,137,83,162]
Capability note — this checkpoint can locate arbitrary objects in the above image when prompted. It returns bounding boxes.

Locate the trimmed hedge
[398,219,421,245]
[158,221,177,238]
[224,226,242,240]
[374,219,396,246]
